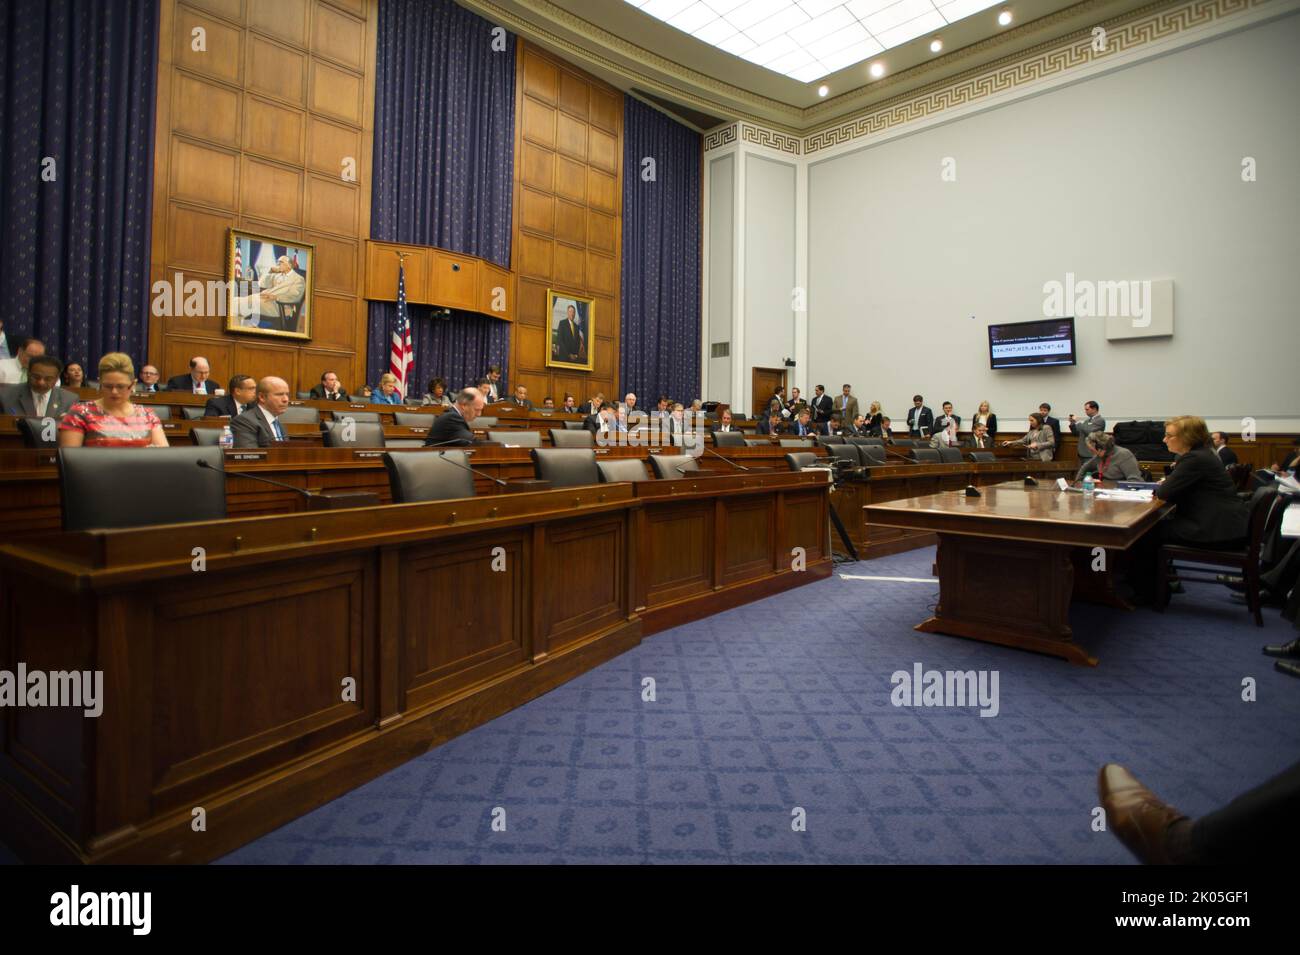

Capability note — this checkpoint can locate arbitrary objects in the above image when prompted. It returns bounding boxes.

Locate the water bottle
[1082,472,1095,496]
[219,425,234,449]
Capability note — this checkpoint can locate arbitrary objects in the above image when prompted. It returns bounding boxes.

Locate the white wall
[802,15,1300,432]
[744,154,796,405]
[707,154,734,404]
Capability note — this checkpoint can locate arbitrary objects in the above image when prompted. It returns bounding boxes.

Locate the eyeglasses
[100,381,133,392]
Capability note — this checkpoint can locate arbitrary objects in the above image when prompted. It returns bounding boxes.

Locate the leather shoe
[1263,638,1300,658]
[1275,659,1300,678]
[1098,764,1189,865]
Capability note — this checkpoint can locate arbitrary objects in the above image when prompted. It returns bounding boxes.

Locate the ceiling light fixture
[869,62,885,79]
[998,10,1014,26]
[817,84,829,97]
[929,38,943,53]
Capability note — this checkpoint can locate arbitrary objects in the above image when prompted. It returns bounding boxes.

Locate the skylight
[624,0,1005,82]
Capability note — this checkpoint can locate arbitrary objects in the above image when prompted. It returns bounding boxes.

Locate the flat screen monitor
[988,318,1077,369]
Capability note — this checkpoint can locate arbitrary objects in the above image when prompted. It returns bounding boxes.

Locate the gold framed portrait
[546,289,594,371]
[225,229,314,340]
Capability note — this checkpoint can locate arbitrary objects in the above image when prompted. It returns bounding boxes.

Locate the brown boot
[1098,764,1191,864]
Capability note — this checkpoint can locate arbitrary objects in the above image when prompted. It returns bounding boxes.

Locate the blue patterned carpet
[211,546,1300,865]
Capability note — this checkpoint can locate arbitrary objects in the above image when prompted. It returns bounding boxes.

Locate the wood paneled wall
[510,42,623,406]
[148,0,376,395]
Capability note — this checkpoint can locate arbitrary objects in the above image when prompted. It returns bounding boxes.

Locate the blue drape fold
[619,97,702,403]
[0,0,158,367]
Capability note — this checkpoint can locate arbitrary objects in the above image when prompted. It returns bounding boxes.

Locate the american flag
[389,261,414,398]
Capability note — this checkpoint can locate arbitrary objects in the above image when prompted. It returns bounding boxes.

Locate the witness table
[866,482,1169,665]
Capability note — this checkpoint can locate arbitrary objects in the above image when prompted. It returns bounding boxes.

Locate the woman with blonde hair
[58,353,168,447]
[863,400,884,436]
[370,372,403,404]
[971,400,997,437]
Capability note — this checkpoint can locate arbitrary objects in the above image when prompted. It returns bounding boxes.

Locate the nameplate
[289,400,304,406]
[594,448,610,455]
[162,423,178,430]
[37,452,56,466]
[352,450,384,459]
[230,451,266,461]
[348,403,367,409]
[407,427,429,434]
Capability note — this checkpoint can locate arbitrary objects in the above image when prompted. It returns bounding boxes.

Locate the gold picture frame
[225,229,314,340]
[546,289,594,371]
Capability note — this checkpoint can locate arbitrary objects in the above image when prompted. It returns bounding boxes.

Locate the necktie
[34,391,47,416]
[273,418,285,441]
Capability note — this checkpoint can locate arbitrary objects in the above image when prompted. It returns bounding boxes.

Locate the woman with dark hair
[62,362,85,388]
[1002,412,1055,461]
[421,377,451,407]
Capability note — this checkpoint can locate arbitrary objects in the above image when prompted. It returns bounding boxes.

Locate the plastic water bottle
[1082,473,1095,496]
[219,425,234,449]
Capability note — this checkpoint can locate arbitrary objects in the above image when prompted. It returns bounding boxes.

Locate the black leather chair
[383,450,475,502]
[530,448,600,487]
[744,439,769,447]
[911,448,942,463]
[322,421,386,447]
[296,391,312,400]
[968,451,997,463]
[58,446,227,531]
[488,429,540,447]
[817,435,845,446]
[784,452,818,471]
[549,428,594,448]
[190,427,222,446]
[648,454,698,479]
[860,445,887,465]
[16,417,58,448]
[938,447,964,464]
[779,438,814,448]
[849,437,884,447]
[712,431,745,447]
[563,420,586,430]
[1157,486,1283,627]
[475,416,499,429]
[393,411,436,427]
[827,444,862,466]
[597,459,650,483]
[332,410,380,423]
[180,406,204,420]
[279,406,320,425]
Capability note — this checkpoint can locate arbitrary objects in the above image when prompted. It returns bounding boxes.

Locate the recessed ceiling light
[929,38,943,53]
[869,62,885,79]
[997,10,1013,26]
[817,84,829,97]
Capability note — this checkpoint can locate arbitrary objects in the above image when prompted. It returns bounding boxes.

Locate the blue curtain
[371,0,515,266]
[0,0,158,370]
[366,301,509,395]
[620,97,702,403]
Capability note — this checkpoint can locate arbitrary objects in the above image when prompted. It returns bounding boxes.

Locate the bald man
[230,376,291,448]
[424,387,486,447]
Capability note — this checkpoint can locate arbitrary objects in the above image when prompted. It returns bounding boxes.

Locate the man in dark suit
[583,401,616,436]
[134,364,163,394]
[710,410,737,434]
[0,355,78,418]
[508,384,535,411]
[583,392,604,416]
[231,376,291,448]
[809,385,832,425]
[757,412,786,436]
[790,409,822,438]
[906,395,933,437]
[166,356,218,394]
[965,423,995,450]
[1038,402,1063,459]
[1211,431,1238,466]
[204,375,257,418]
[933,401,961,434]
[554,305,585,364]
[309,371,349,402]
[423,388,485,447]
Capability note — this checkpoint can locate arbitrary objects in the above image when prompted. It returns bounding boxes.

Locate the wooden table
[865,482,1169,666]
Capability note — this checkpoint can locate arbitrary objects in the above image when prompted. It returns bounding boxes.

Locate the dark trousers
[1127,518,1242,602]
[1193,760,1300,863]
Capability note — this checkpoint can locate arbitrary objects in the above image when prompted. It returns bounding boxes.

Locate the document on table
[1095,488,1154,502]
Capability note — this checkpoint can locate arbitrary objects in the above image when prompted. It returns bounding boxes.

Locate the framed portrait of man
[225,229,313,340]
[546,289,593,371]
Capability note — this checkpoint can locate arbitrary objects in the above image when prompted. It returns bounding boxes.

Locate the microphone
[432,450,507,487]
[197,458,313,501]
[701,444,750,471]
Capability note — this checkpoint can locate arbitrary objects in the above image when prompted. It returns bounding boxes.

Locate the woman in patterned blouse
[58,353,169,447]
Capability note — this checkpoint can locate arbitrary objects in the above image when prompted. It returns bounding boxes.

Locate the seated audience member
[933,401,960,434]
[971,400,997,438]
[561,394,579,414]
[230,377,292,448]
[0,337,45,384]
[204,375,257,418]
[1002,412,1055,461]
[1210,431,1238,466]
[906,395,933,437]
[483,365,502,402]
[2,354,79,418]
[542,396,556,410]
[583,392,604,415]
[583,400,616,436]
[1099,759,1300,864]
[509,384,534,411]
[827,413,844,435]
[965,423,994,450]
[58,353,168,447]
[166,356,218,394]
[421,379,452,407]
[665,403,690,445]
[711,409,737,433]
[790,409,821,438]
[845,413,868,437]
[134,364,163,393]
[758,412,786,436]
[370,373,403,404]
[310,371,350,402]
[1075,432,1142,482]
[424,387,485,447]
[360,384,374,398]
[930,417,960,449]
[879,416,895,443]
[621,392,638,416]
[61,362,85,389]
[863,401,884,435]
